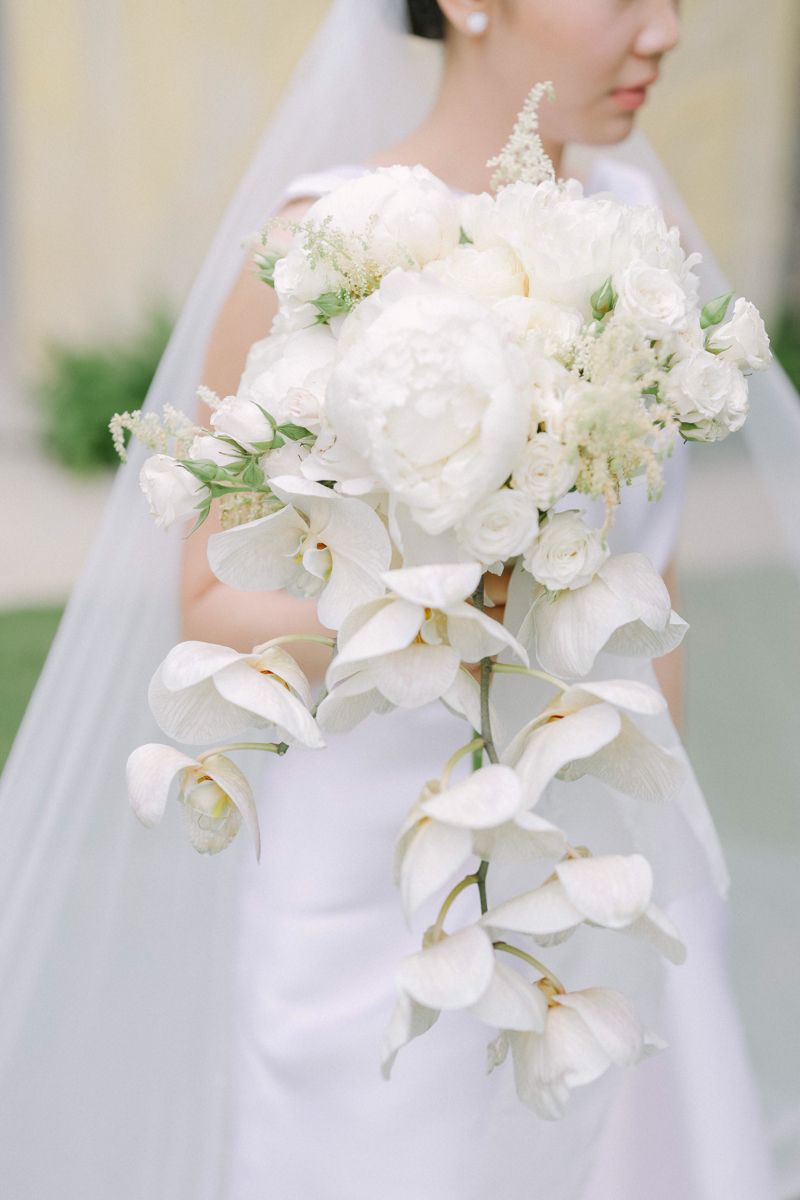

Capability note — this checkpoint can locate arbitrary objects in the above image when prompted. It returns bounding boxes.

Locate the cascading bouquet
[115,85,771,1119]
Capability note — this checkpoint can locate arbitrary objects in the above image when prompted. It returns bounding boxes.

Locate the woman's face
[468,0,681,146]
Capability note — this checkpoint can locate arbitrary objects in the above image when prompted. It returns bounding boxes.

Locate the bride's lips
[610,76,657,111]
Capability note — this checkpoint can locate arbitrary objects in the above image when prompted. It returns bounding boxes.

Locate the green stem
[493,941,565,994]
[440,737,485,787]
[255,633,336,653]
[476,859,489,916]
[198,741,288,761]
[433,873,479,938]
[491,662,566,691]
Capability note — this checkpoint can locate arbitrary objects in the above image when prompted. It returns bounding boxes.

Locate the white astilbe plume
[110,403,199,462]
[487,82,556,192]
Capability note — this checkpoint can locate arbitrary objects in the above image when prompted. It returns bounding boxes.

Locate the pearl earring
[465,10,489,35]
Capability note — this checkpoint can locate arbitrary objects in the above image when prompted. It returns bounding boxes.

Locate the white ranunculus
[613,259,691,339]
[274,165,461,331]
[455,488,539,569]
[424,244,527,302]
[511,433,579,512]
[509,987,663,1119]
[519,552,689,679]
[207,481,392,630]
[139,454,205,530]
[708,297,772,370]
[491,180,624,317]
[148,640,324,749]
[126,743,261,858]
[665,349,750,442]
[523,510,609,592]
[326,275,532,534]
[501,678,683,806]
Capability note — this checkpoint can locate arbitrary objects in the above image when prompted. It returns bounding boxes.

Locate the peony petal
[373,643,461,708]
[159,641,245,691]
[202,753,262,862]
[399,819,474,919]
[207,506,307,591]
[481,879,583,936]
[214,659,324,749]
[381,991,439,1080]
[554,987,644,1068]
[471,959,548,1032]
[396,925,495,1010]
[506,704,621,808]
[624,902,687,965]
[555,854,653,929]
[148,668,256,744]
[126,743,196,827]
[474,810,567,864]
[383,562,482,609]
[420,765,522,829]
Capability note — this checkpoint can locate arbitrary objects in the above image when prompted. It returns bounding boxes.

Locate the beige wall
[5,0,798,392]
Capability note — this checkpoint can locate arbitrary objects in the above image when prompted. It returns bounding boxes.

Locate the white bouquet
[115,85,771,1118]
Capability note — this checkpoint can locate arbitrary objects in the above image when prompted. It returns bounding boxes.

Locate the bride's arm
[180,199,335,682]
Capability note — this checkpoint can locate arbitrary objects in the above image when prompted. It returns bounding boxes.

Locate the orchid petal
[202,752,262,862]
[399,819,473,919]
[126,743,196,827]
[604,610,689,660]
[471,960,548,1032]
[555,854,653,929]
[446,604,529,665]
[506,704,621,808]
[383,562,482,609]
[312,497,392,629]
[148,669,256,744]
[525,577,630,679]
[252,645,313,708]
[316,670,394,733]
[159,641,245,691]
[207,506,306,591]
[373,643,461,708]
[481,879,583,936]
[397,925,495,1010]
[214,659,324,748]
[542,1004,615,1087]
[381,991,439,1080]
[473,810,567,863]
[554,987,644,1068]
[508,1032,572,1119]
[566,714,683,803]
[420,765,522,829]
[441,668,483,732]
[624,902,687,964]
[598,553,671,631]
[570,678,666,716]
[330,597,423,670]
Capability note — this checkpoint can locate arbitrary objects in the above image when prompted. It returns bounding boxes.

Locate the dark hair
[407,0,446,40]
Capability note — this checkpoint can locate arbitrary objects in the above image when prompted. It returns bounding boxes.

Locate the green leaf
[179,459,221,484]
[459,226,474,245]
[242,461,265,487]
[186,503,212,536]
[590,277,617,321]
[276,422,313,441]
[255,250,281,288]
[700,292,732,330]
[312,290,352,323]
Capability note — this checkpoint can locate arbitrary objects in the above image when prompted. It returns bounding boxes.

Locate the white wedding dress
[221,162,780,1200]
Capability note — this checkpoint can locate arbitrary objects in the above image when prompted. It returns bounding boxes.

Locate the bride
[0,1,789,1197]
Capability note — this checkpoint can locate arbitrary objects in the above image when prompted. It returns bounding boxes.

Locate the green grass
[0,607,63,770]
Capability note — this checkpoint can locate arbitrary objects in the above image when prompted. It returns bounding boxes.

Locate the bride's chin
[580,109,638,147]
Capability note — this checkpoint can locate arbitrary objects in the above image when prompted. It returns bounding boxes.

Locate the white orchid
[394,764,566,919]
[507,986,665,1119]
[382,925,547,1078]
[207,480,392,630]
[482,852,686,963]
[318,563,528,729]
[148,641,323,748]
[126,743,260,858]
[502,677,683,806]
[519,552,688,679]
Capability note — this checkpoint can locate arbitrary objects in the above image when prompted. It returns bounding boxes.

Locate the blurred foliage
[0,606,63,770]
[36,310,173,473]
[772,309,800,390]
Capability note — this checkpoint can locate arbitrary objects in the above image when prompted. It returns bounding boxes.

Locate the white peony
[455,488,539,568]
[237,325,337,434]
[511,433,579,511]
[613,259,691,339]
[708,297,772,370]
[523,510,609,592]
[666,349,750,441]
[326,274,532,534]
[139,454,205,530]
[494,296,583,361]
[424,243,527,302]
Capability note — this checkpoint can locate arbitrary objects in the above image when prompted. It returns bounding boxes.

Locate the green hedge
[37,310,172,473]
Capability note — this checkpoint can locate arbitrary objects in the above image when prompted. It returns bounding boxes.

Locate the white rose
[491,180,624,317]
[326,277,532,534]
[210,395,273,450]
[511,433,579,511]
[425,244,527,302]
[239,326,336,434]
[708,298,772,370]
[455,488,539,568]
[666,349,750,442]
[139,454,205,530]
[188,434,233,466]
[614,259,691,339]
[523,510,609,592]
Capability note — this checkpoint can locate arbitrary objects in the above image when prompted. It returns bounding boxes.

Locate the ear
[436,0,496,38]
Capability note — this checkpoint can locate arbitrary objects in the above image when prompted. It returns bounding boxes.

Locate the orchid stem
[491,662,566,690]
[198,741,288,761]
[493,941,565,994]
[440,737,485,787]
[433,873,479,939]
[255,634,336,652]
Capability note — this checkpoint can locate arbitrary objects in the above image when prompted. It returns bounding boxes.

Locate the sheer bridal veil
[1,1,797,1196]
